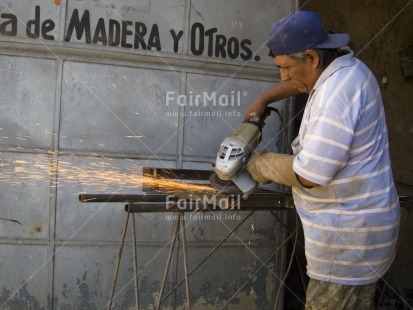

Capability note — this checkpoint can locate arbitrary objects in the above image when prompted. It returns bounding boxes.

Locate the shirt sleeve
[293,85,359,185]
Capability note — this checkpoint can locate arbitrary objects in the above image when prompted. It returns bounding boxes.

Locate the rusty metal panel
[0,152,51,239]
[0,55,57,150]
[53,244,172,309]
[0,244,48,309]
[59,61,181,155]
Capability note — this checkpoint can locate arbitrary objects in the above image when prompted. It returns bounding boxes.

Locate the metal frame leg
[107,210,131,310]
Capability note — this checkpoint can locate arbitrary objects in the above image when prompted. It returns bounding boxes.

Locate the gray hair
[288,48,341,69]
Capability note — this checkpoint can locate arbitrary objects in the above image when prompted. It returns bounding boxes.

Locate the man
[246,11,400,309]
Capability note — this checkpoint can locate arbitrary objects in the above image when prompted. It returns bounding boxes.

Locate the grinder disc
[209,172,239,191]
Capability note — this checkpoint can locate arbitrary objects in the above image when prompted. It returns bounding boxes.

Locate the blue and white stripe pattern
[292,49,400,285]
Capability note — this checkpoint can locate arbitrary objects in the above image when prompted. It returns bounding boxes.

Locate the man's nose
[280,68,290,81]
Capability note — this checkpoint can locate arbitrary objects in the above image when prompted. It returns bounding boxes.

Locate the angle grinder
[209,108,274,198]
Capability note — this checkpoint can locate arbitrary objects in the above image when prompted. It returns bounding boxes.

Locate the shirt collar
[312,48,356,91]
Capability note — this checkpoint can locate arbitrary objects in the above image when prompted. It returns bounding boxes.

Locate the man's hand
[246,149,271,184]
[244,98,268,123]
[247,151,319,188]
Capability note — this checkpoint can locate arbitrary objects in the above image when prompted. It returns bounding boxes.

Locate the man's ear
[305,50,320,68]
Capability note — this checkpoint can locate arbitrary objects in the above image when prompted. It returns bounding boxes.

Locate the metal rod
[79,194,173,203]
[180,213,191,310]
[125,202,292,213]
[80,192,292,204]
[131,214,140,310]
[107,210,130,310]
[143,167,212,180]
[155,219,180,310]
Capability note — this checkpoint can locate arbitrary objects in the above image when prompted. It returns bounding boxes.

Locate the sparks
[0,152,215,194]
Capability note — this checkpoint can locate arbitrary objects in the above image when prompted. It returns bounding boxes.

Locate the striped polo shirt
[291,49,400,285]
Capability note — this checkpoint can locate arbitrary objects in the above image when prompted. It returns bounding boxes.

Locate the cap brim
[314,33,350,49]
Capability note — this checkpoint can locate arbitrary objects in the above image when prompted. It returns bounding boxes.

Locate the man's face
[274,54,319,94]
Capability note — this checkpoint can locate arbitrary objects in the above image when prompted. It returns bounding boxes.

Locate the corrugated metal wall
[0,1,295,309]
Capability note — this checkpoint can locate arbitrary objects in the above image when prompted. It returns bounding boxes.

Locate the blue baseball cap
[268,11,350,56]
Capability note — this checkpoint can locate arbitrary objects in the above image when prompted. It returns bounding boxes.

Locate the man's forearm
[258,81,301,104]
[244,81,300,121]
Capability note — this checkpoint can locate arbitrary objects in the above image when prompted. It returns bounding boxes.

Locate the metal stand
[107,210,141,310]
[83,192,413,310]
[80,192,298,310]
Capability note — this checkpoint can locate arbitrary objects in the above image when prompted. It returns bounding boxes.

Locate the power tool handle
[245,107,273,128]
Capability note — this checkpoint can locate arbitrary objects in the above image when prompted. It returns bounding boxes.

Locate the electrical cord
[266,106,292,155]
[273,212,299,310]
[268,105,302,309]
[395,181,413,189]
